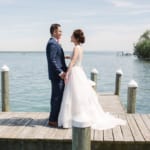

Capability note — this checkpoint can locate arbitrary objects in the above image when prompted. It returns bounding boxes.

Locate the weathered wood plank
[52,128,68,140]
[63,128,72,140]
[26,112,49,139]
[103,129,113,141]
[0,92,149,150]
[93,129,103,141]
[113,125,124,142]
[98,93,125,113]
[141,114,150,131]
[0,112,13,118]
[119,114,134,142]
[111,114,124,142]
[133,114,150,142]
[0,112,13,124]
[1,113,33,138]
[15,113,41,139]
[0,112,29,138]
[43,127,58,140]
[32,113,49,139]
[23,112,47,139]
[127,114,145,142]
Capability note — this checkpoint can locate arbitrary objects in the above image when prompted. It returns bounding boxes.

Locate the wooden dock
[0,94,150,150]
[99,93,126,113]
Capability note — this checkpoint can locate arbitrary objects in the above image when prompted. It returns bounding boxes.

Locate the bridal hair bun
[73,29,85,44]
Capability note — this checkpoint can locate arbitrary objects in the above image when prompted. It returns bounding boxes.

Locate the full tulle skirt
[58,66,126,130]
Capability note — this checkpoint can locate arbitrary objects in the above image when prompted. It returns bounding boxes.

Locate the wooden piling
[114,69,123,95]
[1,65,10,112]
[72,120,91,150]
[127,80,138,113]
[91,68,98,90]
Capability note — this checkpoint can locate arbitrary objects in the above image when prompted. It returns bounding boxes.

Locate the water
[0,51,150,113]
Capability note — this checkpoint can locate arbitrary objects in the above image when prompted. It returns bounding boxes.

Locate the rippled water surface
[0,51,149,113]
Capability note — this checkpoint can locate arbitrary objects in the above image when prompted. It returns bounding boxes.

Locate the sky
[0,0,150,52]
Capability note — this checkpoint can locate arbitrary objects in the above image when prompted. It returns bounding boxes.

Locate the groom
[46,23,67,127]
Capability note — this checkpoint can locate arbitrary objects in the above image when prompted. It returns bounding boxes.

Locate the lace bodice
[71,45,83,66]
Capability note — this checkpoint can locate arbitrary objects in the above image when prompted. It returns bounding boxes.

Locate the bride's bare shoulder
[73,45,81,51]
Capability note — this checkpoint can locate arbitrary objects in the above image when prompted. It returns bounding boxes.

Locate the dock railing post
[114,69,123,95]
[90,68,98,90]
[1,65,10,112]
[127,80,138,113]
[72,120,91,150]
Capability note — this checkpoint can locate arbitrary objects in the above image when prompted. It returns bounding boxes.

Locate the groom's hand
[65,56,71,59]
[60,72,66,80]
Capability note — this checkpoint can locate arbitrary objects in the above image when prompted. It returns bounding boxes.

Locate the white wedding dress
[58,45,126,130]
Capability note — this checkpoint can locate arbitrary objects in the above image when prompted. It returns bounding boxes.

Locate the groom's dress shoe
[48,121,58,127]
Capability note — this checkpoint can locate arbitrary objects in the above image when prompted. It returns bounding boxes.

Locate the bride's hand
[64,72,69,84]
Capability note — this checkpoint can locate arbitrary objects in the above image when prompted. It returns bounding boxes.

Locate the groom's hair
[50,23,61,35]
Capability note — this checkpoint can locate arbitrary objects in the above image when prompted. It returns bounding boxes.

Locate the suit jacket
[46,37,67,80]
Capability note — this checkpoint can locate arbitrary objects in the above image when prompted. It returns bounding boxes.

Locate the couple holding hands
[46,23,126,130]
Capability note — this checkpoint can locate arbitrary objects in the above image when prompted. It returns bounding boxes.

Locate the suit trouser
[49,78,65,122]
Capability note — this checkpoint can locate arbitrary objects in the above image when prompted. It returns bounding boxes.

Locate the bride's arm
[65,46,80,80]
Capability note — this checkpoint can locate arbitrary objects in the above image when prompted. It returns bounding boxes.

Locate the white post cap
[72,120,91,128]
[1,65,9,71]
[91,68,98,74]
[72,114,91,128]
[116,69,123,75]
[128,80,138,88]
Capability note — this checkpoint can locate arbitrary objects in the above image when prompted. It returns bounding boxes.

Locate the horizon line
[0,50,133,52]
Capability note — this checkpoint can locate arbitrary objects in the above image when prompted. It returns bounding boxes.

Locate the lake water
[0,51,149,113]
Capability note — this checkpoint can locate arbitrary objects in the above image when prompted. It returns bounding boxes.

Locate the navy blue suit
[46,37,67,122]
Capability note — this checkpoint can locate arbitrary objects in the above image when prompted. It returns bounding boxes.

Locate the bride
[58,29,126,130]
